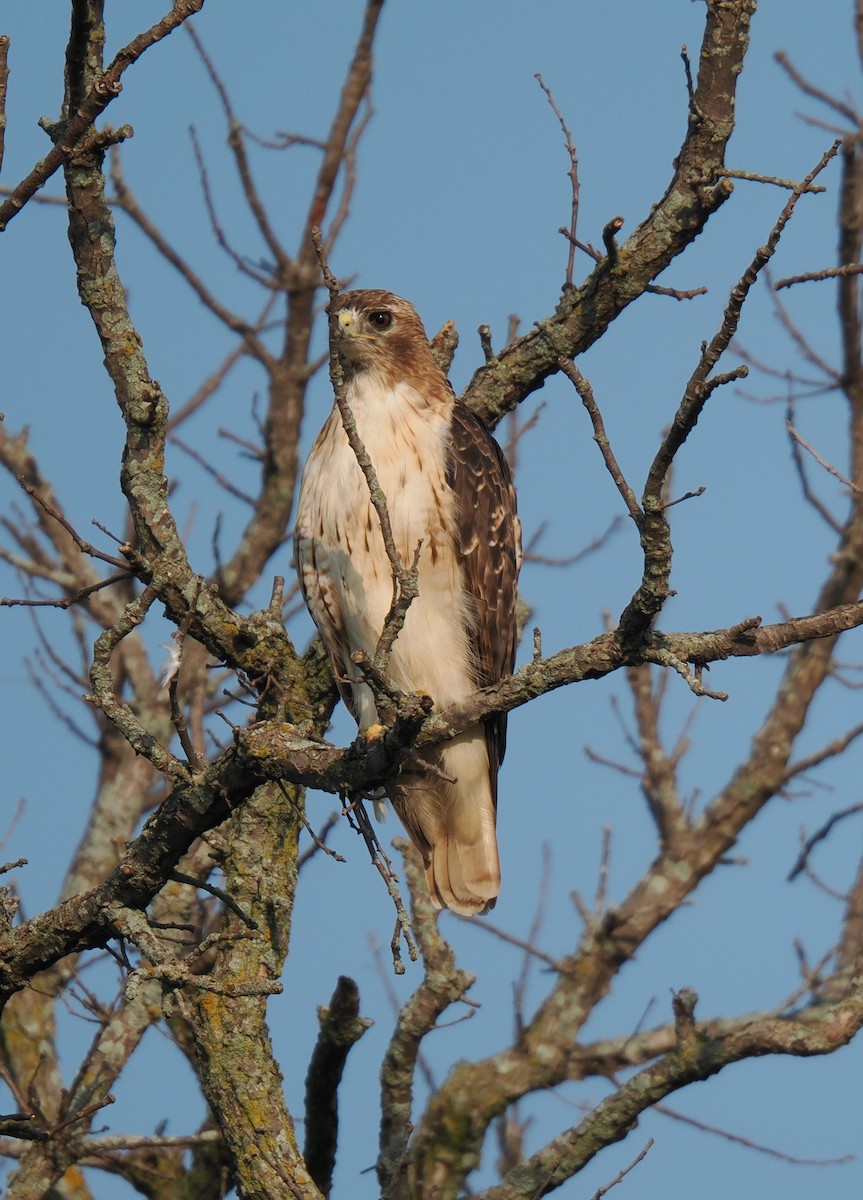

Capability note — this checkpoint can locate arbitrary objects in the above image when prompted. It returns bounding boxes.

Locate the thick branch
[478,986,863,1200]
[379,844,475,1200]
[304,976,372,1197]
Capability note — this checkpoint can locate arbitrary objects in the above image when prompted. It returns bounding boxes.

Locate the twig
[377,839,475,1192]
[0,35,9,178]
[626,660,689,842]
[787,802,863,881]
[25,650,99,749]
[648,140,841,495]
[169,435,257,505]
[111,142,275,348]
[297,811,342,870]
[167,315,273,430]
[88,588,192,783]
[186,24,290,278]
[524,514,624,568]
[584,746,641,779]
[16,479,130,569]
[469,916,563,973]
[595,826,612,915]
[786,419,861,492]
[785,398,844,534]
[717,167,826,193]
[169,870,259,930]
[646,282,708,301]
[589,1138,654,1200]
[776,262,863,289]
[617,139,841,646]
[99,1131,225,1154]
[0,571,132,609]
[654,1102,851,1166]
[680,44,696,108]
[784,721,863,781]
[479,324,495,363]
[642,647,729,701]
[774,50,860,126]
[342,798,417,973]
[311,225,421,680]
[324,96,374,255]
[766,266,842,381]
[662,485,706,510]
[218,426,266,460]
[557,360,642,523]
[513,844,553,1033]
[504,394,546,471]
[278,782,346,865]
[0,1117,49,1144]
[50,1093,115,1136]
[299,0,383,255]
[535,73,579,286]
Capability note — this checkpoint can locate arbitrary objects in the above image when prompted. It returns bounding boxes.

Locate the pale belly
[296,392,475,727]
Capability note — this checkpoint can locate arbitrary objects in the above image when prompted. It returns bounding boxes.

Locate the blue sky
[2,2,862,1197]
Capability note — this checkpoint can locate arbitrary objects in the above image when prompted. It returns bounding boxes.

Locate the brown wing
[447,402,521,801]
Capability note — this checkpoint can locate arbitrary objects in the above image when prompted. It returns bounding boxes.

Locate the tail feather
[390,729,500,917]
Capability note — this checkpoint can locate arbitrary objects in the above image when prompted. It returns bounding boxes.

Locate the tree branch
[0,0,206,232]
[462,0,757,429]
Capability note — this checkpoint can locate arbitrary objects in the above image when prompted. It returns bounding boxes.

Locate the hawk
[295,290,521,916]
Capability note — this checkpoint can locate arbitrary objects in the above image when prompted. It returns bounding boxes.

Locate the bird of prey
[295,290,521,915]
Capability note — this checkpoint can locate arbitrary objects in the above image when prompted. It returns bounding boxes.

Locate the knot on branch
[304,976,373,1194]
[94,76,123,99]
[315,975,374,1047]
[672,985,699,1048]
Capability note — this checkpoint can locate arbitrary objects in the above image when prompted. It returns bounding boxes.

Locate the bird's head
[328,289,436,388]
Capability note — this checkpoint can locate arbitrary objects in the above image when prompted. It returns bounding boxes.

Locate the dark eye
[368,310,393,330]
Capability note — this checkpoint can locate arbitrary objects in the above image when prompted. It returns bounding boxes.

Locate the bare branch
[186,23,291,278]
[775,49,860,126]
[535,73,580,287]
[303,976,372,1197]
[589,1138,654,1200]
[786,417,861,492]
[788,803,863,882]
[776,262,863,289]
[0,0,207,231]
[378,840,475,1199]
[0,35,9,178]
[312,227,422,683]
[654,1101,852,1166]
[464,0,757,428]
[109,145,273,355]
[558,360,642,523]
[619,139,840,646]
[718,166,827,192]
